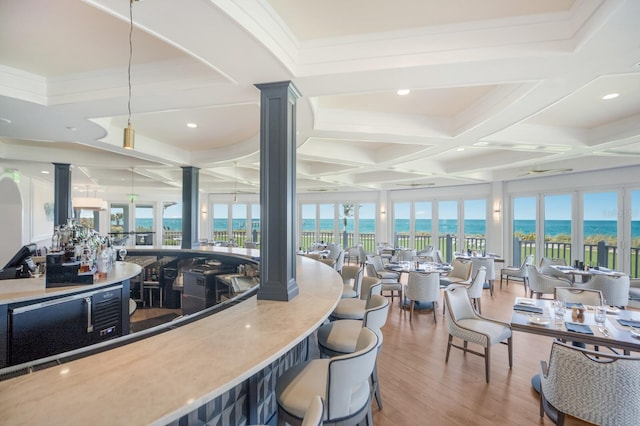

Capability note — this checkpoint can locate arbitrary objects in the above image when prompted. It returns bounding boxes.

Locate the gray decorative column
[182,166,200,249]
[53,163,72,226]
[255,81,301,301]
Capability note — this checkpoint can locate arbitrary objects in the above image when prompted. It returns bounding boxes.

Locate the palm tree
[341,204,354,248]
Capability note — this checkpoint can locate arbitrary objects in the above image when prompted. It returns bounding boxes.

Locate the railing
[162,230,182,246]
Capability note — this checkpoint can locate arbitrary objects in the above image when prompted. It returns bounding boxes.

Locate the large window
[231,203,247,246]
[358,203,376,252]
[213,204,229,241]
[631,190,640,277]
[513,196,536,263]
[583,192,617,269]
[162,202,182,246]
[464,199,486,254]
[135,204,154,245]
[393,202,410,248]
[251,204,260,244]
[319,204,334,244]
[110,204,130,245]
[439,201,458,260]
[415,201,432,251]
[544,194,571,263]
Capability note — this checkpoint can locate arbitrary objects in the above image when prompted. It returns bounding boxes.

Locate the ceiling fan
[519,167,573,177]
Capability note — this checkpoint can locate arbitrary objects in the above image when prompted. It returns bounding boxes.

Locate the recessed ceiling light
[186,123,198,128]
[601,93,619,100]
[41,170,50,174]
[456,147,465,152]
[396,89,410,96]
[473,141,489,147]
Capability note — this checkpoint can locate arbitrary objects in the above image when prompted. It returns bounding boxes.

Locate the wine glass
[118,247,127,262]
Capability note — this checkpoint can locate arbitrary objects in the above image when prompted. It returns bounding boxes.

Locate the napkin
[513,304,543,314]
[565,322,593,334]
[617,319,640,328]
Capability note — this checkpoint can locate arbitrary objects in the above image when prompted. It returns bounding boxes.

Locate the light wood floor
[370,279,619,426]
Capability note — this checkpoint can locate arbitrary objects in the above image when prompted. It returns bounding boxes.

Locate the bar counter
[0,254,343,425]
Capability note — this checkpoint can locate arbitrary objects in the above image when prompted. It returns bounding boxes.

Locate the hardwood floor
[369,280,609,426]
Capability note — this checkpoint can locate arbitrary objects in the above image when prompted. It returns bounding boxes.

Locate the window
[464,199,486,254]
[231,203,247,246]
[544,194,571,263]
[393,202,410,248]
[135,204,154,245]
[213,204,229,241]
[110,204,130,245]
[513,196,536,263]
[301,204,316,250]
[162,202,182,246]
[583,192,617,269]
[439,200,458,261]
[358,203,376,253]
[631,190,640,277]
[415,201,432,251]
[319,204,334,244]
[251,204,260,244]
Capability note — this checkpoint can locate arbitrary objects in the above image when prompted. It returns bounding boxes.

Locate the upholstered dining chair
[396,249,416,262]
[340,265,363,299]
[317,294,390,409]
[404,271,440,322]
[301,396,324,426]
[539,257,568,279]
[500,254,534,294]
[471,257,496,296]
[443,286,513,383]
[554,287,603,306]
[526,265,571,299]
[585,274,630,308]
[539,340,640,426]
[439,258,473,287]
[276,327,379,426]
[330,277,382,321]
[365,261,402,302]
[333,250,345,274]
[447,267,486,315]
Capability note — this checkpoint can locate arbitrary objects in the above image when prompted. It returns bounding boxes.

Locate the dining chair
[317,294,390,409]
[526,265,571,299]
[365,260,402,302]
[404,271,440,322]
[539,340,640,426]
[585,274,630,308]
[443,285,513,383]
[276,327,379,426]
[471,257,495,296]
[500,254,534,294]
[554,287,603,306]
[447,266,486,315]
[539,257,568,278]
[301,395,324,426]
[630,278,640,309]
[439,258,473,287]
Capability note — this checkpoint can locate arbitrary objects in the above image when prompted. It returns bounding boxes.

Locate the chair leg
[446,335,453,362]
[432,302,437,323]
[484,346,491,383]
[500,274,503,290]
[409,301,414,322]
[508,337,513,369]
[463,341,468,354]
[371,362,382,410]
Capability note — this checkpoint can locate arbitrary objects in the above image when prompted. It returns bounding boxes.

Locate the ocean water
[137,218,640,237]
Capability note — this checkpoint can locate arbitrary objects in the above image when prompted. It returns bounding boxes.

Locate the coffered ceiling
[0,0,639,199]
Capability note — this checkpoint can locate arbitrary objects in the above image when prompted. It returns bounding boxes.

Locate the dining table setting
[510,297,640,355]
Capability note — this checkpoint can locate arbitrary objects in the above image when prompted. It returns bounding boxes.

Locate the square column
[182,166,200,249]
[53,163,72,226]
[255,81,301,301]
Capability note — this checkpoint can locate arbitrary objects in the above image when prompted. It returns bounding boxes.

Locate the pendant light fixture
[233,162,238,203]
[123,0,137,150]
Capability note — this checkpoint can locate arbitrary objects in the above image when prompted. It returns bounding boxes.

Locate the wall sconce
[380,209,386,215]
[201,208,207,215]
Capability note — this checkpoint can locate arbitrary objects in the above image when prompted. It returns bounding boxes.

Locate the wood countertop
[0,256,343,425]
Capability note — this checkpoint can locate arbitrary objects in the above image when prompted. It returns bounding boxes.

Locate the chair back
[405,272,440,303]
[362,294,390,345]
[522,254,534,269]
[361,277,382,302]
[396,249,416,262]
[466,267,487,299]
[448,258,473,283]
[586,274,630,307]
[444,286,477,322]
[433,249,444,264]
[541,341,640,426]
[334,250,345,273]
[341,265,363,297]
[301,395,324,426]
[554,287,603,306]
[540,257,567,277]
[471,257,495,281]
[367,255,386,273]
[326,327,379,421]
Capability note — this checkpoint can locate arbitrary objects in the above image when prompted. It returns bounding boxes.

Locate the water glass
[594,305,607,327]
[553,300,565,327]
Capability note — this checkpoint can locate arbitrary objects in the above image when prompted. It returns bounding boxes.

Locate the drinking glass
[118,247,127,262]
[594,305,607,327]
[553,300,565,327]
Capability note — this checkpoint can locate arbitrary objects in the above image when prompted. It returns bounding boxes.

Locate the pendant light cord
[127,0,134,127]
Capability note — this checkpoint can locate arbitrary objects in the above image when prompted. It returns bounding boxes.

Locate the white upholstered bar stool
[317,295,390,409]
[276,327,379,426]
[330,278,382,321]
[340,265,363,299]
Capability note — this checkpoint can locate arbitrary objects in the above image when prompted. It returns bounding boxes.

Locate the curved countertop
[0,255,343,425]
[0,261,142,305]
